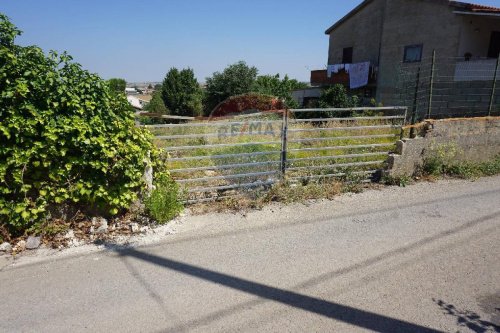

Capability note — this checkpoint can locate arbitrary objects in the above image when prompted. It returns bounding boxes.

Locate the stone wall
[386,117,500,177]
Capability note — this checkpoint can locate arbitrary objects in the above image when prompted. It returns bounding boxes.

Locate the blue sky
[2,0,500,83]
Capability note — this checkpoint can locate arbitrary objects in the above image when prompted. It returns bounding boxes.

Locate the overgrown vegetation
[0,14,179,239]
[423,154,500,179]
[144,174,184,224]
[189,178,370,215]
[382,144,500,186]
[252,74,308,109]
[319,84,359,109]
[191,153,500,214]
[263,180,343,203]
[294,84,361,119]
[382,175,412,187]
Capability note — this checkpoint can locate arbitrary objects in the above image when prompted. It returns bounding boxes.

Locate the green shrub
[446,163,478,179]
[423,143,500,179]
[144,174,183,224]
[423,156,445,176]
[445,157,500,179]
[302,84,360,119]
[423,143,462,176]
[320,84,359,107]
[478,156,500,176]
[0,14,165,236]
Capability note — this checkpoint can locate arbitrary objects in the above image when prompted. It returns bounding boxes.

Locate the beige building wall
[377,0,462,104]
[327,0,385,65]
[326,0,500,107]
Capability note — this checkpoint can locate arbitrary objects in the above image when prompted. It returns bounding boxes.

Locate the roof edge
[449,1,500,12]
[325,0,374,35]
[325,0,500,36]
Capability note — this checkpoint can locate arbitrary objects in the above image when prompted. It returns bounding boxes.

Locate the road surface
[1,177,499,332]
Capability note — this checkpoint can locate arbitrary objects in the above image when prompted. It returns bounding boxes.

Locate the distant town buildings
[125,84,156,110]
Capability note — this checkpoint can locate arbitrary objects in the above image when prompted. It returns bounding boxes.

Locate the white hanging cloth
[349,62,370,89]
[327,64,347,77]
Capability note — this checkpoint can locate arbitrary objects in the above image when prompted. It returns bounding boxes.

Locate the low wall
[386,117,500,177]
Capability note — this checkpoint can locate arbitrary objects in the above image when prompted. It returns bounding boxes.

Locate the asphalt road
[1,177,499,332]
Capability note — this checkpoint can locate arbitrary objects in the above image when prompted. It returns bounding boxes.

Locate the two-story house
[322,0,500,107]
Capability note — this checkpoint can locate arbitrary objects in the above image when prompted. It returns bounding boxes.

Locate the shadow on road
[112,245,442,333]
[434,299,500,333]
[105,209,500,333]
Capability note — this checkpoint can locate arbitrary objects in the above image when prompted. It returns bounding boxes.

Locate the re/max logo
[217,122,280,138]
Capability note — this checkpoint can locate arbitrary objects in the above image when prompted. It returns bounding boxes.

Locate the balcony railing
[310,62,377,87]
[454,58,500,81]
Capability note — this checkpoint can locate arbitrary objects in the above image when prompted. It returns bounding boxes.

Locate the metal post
[410,67,421,138]
[397,63,404,107]
[400,107,408,140]
[488,54,500,116]
[280,108,289,178]
[427,50,436,119]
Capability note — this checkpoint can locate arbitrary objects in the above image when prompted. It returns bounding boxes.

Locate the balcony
[310,63,378,88]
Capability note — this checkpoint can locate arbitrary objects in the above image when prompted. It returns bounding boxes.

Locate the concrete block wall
[386,117,500,177]
[406,80,500,120]
[327,0,384,66]
[378,0,462,105]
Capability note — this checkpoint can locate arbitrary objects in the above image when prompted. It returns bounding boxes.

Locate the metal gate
[141,107,407,202]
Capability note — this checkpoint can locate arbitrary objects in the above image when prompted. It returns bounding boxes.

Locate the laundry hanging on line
[327,63,353,78]
[327,64,342,77]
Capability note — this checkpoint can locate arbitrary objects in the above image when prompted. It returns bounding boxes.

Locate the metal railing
[139,107,407,202]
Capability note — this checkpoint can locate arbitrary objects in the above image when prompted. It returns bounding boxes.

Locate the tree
[161,68,203,117]
[204,61,258,114]
[107,78,126,94]
[140,90,170,125]
[252,74,308,108]
[145,90,169,114]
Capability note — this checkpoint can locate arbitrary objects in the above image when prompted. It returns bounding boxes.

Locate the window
[342,47,353,64]
[404,44,423,63]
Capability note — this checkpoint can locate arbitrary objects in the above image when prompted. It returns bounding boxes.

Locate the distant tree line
[118,61,359,120]
[143,61,309,118]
